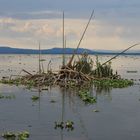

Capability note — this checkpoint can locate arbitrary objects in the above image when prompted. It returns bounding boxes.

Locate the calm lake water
[0,54,140,140]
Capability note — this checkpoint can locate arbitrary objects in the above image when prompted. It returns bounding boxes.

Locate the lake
[0,54,140,140]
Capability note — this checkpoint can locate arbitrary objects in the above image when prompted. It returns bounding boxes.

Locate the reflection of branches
[93,85,112,101]
[38,85,41,119]
[58,85,112,139]
[60,88,66,140]
[60,87,93,140]
[69,96,92,140]
[94,85,112,93]
[75,110,92,140]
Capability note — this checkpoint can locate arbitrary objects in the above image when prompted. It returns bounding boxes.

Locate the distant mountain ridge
[0,46,140,55]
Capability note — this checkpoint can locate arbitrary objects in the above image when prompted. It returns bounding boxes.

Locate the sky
[0,0,140,50]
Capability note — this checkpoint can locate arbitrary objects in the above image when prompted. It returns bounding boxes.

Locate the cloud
[0,0,140,19]
[0,15,140,50]
[0,11,62,20]
[0,18,16,29]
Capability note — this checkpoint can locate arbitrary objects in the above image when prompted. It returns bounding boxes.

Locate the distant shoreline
[0,46,140,55]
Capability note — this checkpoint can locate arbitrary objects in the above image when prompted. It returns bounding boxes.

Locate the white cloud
[0,17,139,50]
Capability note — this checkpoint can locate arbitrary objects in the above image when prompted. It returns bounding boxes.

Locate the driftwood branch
[22,69,32,75]
[101,43,140,66]
[67,10,95,67]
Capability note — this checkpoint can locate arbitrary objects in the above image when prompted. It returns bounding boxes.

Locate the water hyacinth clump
[0,94,15,99]
[93,79,134,88]
[31,95,40,101]
[78,90,96,104]
[0,78,36,89]
[54,121,74,131]
[1,131,30,140]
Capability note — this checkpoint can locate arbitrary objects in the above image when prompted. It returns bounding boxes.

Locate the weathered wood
[67,10,95,67]
[101,43,140,66]
[22,69,32,75]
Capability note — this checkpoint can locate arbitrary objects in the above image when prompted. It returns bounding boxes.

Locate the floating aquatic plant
[0,94,15,99]
[93,109,100,112]
[50,99,56,103]
[65,120,74,130]
[1,131,30,140]
[31,95,39,101]
[78,90,96,104]
[54,120,74,131]
[1,132,16,139]
[17,131,30,140]
[93,79,133,88]
[54,121,64,129]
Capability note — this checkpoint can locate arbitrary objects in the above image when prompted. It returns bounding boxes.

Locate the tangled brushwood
[0,52,132,89]
[0,9,137,89]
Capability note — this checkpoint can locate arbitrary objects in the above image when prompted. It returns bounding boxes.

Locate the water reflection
[61,88,65,140]
[94,85,112,94]
[0,55,140,140]
[93,85,112,101]
[37,85,41,119]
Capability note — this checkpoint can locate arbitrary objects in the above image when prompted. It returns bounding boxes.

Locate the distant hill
[0,46,38,54]
[0,46,93,54]
[0,46,140,55]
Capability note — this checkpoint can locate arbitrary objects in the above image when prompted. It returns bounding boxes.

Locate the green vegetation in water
[50,99,56,103]
[78,90,96,104]
[0,94,15,99]
[0,55,134,91]
[93,109,100,112]
[93,79,134,88]
[55,121,74,131]
[0,79,15,84]
[0,78,36,89]
[1,131,29,140]
[92,56,119,79]
[31,95,40,101]
[26,80,36,89]
[65,120,74,130]
[54,121,64,129]
[74,52,93,74]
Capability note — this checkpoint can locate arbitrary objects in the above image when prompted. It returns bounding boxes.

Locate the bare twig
[101,43,140,66]
[67,10,95,67]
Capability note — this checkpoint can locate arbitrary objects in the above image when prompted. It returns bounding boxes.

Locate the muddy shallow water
[0,55,140,140]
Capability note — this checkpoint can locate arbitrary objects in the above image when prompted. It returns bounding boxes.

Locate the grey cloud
[0,11,62,20]
[0,0,139,19]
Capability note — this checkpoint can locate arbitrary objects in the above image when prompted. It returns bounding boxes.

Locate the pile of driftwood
[1,52,120,89]
[1,9,138,89]
[1,64,93,88]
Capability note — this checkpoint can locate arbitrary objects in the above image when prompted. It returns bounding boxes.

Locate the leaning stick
[38,42,41,74]
[101,43,140,66]
[22,69,32,75]
[67,10,95,67]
